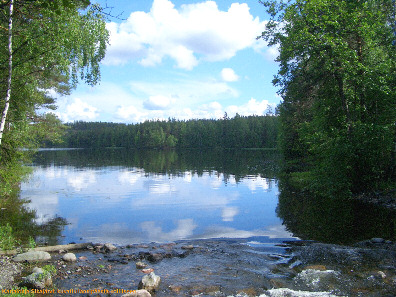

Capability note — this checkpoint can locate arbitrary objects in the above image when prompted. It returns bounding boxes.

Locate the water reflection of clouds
[22,164,288,244]
[222,206,239,222]
[67,170,97,191]
[78,222,144,244]
[183,171,192,182]
[244,176,271,192]
[118,170,141,185]
[197,224,294,240]
[140,219,197,242]
[26,193,59,224]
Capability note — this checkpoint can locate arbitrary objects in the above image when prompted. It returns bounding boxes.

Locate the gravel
[0,255,23,290]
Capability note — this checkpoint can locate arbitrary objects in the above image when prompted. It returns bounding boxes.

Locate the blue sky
[54,0,280,123]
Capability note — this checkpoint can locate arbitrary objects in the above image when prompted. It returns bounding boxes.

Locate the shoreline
[1,237,395,296]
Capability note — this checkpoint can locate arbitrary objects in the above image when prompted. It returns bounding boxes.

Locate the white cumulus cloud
[57,98,99,122]
[143,95,174,110]
[226,98,273,117]
[221,68,239,82]
[104,0,267,69]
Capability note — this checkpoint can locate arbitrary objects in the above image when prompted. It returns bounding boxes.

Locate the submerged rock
[136,261,147,269]
[259,288,340,297]
[13,251,51,263]
[138,272,161,292]
[294,269,341,291]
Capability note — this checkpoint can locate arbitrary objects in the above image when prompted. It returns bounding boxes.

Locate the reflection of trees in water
[33,148,281,182]
[0,189,66,246]
[276,175,396,245]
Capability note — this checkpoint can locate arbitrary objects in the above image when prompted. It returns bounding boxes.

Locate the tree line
[260,0,395,197]
[50,114,279,149]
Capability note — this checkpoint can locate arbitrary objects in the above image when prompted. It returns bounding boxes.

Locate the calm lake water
[20,148,295,245]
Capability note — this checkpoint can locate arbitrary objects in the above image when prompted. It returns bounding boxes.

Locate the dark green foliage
[261,0,396,197]
[0,0,109,196]
[49,115,279,149]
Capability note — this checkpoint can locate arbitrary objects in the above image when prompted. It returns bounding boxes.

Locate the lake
[20,148,296,246]
[18,148,395,247]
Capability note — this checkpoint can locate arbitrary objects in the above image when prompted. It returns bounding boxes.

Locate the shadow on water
[32,148,281,180]
[276,175,396,245]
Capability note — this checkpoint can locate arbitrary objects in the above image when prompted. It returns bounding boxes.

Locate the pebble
[136,261,147,269]
[181,245,194,250]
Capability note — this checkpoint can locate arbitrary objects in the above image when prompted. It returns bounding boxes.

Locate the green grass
[0,224,18,251]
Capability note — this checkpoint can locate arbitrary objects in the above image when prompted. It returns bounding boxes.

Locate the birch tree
[0,0,109,194]
[0,0,13,146]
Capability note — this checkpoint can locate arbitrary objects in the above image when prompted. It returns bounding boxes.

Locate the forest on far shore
[47,114,279,149]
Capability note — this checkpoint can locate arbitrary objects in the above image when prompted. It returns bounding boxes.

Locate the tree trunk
[0,242,93,256]
[0,0,14,148]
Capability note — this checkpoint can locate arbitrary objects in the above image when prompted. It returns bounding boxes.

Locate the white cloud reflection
[21,164,287,244]
[140,219,197,242]
[221,206,239,222]
[67,170,97,191]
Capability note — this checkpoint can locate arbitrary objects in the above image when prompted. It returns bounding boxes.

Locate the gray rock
[371,238,385,244]
[62,253,77,262]
[147,252,163,263]
[136,261,147,269]
[121,289,151,297]
[294,269,341,291]
[32,267,44,274]
[181,245,194,250]
[13,251,51,263]
[104,243,117,252]
[138,272,161,292]
[19,270,52,289]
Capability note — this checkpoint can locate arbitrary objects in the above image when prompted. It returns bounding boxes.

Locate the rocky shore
[1,238,395,297]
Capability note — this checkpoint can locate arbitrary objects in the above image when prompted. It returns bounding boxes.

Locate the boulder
[294,269,341,291]
[13,251,51,263]
[19,267,52,289]
[62,253,77,262]
[121,289,151,297]
[138,272,161,292]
